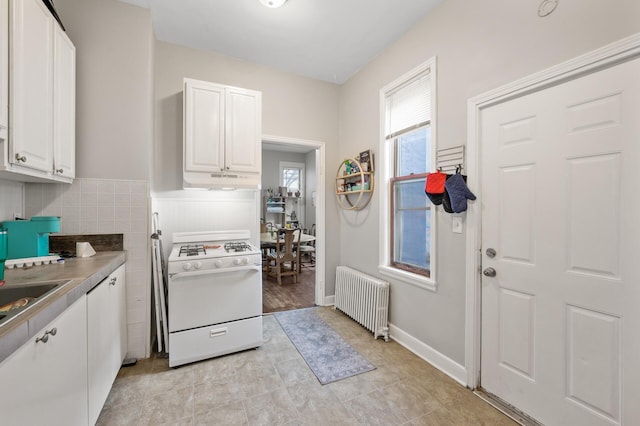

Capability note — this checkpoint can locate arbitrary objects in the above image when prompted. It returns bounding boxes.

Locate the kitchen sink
[0,281,69,326]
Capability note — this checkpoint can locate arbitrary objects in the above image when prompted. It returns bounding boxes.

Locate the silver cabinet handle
[15,153,27,163]
[35,327,58,343]
[483,267,497,277]
[55,168,64,174]
[109,277,117,286]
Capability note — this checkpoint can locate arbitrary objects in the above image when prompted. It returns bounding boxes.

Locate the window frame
[378,58,437,292]
[279,161,305,194]
[389,168,430,277]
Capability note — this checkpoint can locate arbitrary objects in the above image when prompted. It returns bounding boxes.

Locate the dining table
[260,231,316,273]
[259,231,316,245]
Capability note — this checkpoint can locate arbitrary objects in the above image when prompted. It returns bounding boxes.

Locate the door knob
[483,267,497,277]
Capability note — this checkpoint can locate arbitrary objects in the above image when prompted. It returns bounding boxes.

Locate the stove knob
[194,261,202,270]
[183,262,192,271]
[214,260,223,268]
[233,258,241,266]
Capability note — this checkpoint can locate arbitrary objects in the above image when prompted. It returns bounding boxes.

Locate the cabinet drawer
[169,316,263,367]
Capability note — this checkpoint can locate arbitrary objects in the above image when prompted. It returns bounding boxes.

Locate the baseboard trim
[389,323,467,386]
[322,295,335,306]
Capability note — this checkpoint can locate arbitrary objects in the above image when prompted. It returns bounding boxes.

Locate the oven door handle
[169,264,261,280]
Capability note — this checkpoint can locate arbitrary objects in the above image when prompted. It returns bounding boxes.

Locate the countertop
[0,251,127,364]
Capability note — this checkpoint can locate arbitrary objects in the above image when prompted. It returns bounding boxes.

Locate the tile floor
[97,307,517,425]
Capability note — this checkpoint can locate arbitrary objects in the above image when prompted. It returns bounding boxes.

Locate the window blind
[385,71,431,139]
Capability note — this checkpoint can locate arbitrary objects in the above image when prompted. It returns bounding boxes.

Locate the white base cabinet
[88,264,127,425]
[0,295,88,426]
[0,263,127,426]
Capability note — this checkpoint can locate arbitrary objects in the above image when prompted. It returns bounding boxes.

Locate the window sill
[378,265,437,292]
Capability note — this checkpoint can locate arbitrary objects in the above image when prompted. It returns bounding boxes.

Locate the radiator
[334,266,390,341]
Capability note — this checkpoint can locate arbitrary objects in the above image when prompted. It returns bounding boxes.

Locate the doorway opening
[260,135,326,314]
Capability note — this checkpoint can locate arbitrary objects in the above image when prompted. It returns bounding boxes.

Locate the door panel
[481,57,640,425]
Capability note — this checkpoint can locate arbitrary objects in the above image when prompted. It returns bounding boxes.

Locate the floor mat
[274,307,375,384]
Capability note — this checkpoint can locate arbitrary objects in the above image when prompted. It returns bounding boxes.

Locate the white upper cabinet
[225,86,262,174]
[9,0,54,174]
[53,24,75,179]
[183,78,262,189]
[0,0,8,138]
[184,80,225,174]
[0,0,75,183]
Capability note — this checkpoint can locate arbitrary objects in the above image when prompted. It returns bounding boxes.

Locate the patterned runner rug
[274,307,376,384]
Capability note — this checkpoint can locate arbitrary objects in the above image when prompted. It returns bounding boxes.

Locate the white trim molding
[464,32,640,389]
[389,323,467,386]
[262,134,327,307]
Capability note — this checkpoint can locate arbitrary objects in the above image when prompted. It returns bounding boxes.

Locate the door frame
[464,33,640,389]
[262,134,327,306]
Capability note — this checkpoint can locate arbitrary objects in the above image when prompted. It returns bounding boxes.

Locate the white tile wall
[0,179,24,222]
[25,178,151,359]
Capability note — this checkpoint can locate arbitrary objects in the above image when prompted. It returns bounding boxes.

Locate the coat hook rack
[436,146,465,174]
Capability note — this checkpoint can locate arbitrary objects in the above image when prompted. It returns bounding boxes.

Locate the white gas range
[167,230,263,367]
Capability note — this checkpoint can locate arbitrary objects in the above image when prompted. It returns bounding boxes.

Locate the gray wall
[54,0,153,181]
[339,0,640,364]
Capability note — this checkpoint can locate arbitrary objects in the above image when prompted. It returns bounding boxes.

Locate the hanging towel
[425,171,448,205]
[444,173,476,213]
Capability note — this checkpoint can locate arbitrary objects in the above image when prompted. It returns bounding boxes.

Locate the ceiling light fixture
[259,0,287,8]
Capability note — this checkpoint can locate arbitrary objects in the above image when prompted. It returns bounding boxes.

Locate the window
[379,59,436,290]
[280,162,305,194]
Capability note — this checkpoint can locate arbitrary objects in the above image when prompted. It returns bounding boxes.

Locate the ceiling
[118,0,444,84]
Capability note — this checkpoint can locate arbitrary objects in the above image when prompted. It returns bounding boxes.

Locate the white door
[480,57,640,425]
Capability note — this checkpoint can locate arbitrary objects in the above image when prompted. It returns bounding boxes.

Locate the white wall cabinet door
[0,295,88,425]
[184,79,225,173]
[225,86,261,174]
[9,0,54,173]
[0,0,8,137]
[53,24,75,179]
[88,264,127,425]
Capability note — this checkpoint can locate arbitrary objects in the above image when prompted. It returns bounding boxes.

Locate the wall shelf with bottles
[335,157,374,210]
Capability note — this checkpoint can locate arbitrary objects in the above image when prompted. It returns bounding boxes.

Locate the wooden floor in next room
[262,265,316,314]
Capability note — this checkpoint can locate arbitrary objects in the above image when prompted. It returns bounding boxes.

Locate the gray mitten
[444,173,476,213]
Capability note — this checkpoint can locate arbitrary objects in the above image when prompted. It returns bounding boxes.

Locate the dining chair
[298,224,316,270]
[266,228,301,285]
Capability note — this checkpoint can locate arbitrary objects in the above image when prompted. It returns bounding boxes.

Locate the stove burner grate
[224,241,251,253]
[179,244,206,257]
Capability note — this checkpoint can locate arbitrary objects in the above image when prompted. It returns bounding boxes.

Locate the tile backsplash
[0,179,24,221]
[25,178,150,359]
